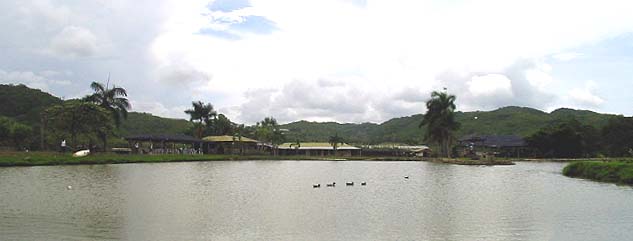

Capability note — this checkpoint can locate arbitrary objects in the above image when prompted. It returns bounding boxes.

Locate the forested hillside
[1,84,192,149]
[0,84,62,125]
[281,106,618,144]
[118,112,191,136]
[0,84,621,148]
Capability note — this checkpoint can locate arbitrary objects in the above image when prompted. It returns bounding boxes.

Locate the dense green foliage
[601,117,633,157]
[1,84,625,155]
[419,91,460,157]
[525,116,633,158]
[0,116,32,150]
[44,100,114,150]
[526,119,600,158]
[255,117,285,146]
[84,81,131,126]
[0,84,62,125]
[328,134,344,155]
[117,112,191,137]
[563,161,633,185]
[83,81,131,150]
[184,101,217,138]
[0,84,191,150]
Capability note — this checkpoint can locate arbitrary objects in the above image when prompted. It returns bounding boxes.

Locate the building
[124,134,203,154]
[361,144,431,157]
[202,135,260,154]
[277,142,361,156]
[458,135,526,158]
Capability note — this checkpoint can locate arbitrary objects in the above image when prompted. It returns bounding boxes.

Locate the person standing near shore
[61,140,66,153]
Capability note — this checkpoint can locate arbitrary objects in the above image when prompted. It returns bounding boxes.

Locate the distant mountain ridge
[281,106,619,144]
[0,84,191,137]
[0,84,620,145]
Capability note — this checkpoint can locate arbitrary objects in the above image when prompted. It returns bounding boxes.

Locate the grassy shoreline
[563,160,633,185]
[0,152,520,167]
[0,152,426,167]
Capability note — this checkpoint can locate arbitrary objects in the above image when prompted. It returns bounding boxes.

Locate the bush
[563,161,633,185]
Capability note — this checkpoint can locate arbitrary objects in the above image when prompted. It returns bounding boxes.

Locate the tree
[209,114,233,136]
[184,101,216,138]
[256,117,284,155]
[10,122,32,150]
[0,116,31,150]
[419,90,460,157]
[290,139,301,155]
[44,100,113,150]
[526,119,600,158]
[255,117,279,142]
[84,80,130,151]
[601,117,633,157]
[232,125,243,155]
[0,117,11,144]
[329,134,344,156]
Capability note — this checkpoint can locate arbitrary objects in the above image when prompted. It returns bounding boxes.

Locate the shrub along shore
[563,160,633,185]
[0,152,519,167]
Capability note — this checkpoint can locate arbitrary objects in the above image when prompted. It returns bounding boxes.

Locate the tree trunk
[40,116,45,151]
[101,132,108,152]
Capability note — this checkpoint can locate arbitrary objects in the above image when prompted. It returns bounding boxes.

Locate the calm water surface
[1,161,632,240]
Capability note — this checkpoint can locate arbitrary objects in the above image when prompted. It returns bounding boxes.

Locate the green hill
[0,84,191,142]
[0,84,62,125]
[118,112,191,136]
[280,106,619,145]
[1,84,621,147]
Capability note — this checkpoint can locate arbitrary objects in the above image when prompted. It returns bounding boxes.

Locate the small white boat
[72,149,90,157]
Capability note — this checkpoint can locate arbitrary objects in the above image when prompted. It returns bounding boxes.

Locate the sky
[1,0,632,124]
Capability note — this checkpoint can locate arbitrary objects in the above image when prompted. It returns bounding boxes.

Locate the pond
[1,161,632,240]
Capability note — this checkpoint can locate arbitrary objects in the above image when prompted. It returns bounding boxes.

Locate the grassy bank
[0,152,427,167]
[0,152,521,167]
[563,160,633,185]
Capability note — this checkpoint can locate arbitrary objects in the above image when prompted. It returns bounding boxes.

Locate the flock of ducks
[313,176,409,188]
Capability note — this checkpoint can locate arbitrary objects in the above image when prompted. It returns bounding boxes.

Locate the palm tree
[419,90,460,158]
[328,134,344,156]
[184,101,217,138]
[84,80,131,151]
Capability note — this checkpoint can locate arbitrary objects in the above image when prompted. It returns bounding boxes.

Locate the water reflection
[1,161,632,240]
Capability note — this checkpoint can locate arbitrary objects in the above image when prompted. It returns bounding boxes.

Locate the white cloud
[0,69,72,92]
[156,64,212,86]
[130,100,189,119]
[468,74,513,97]
[553,52,584,62]
[49,26,99,57]
[3,0,633,122]
[567,81,605,107]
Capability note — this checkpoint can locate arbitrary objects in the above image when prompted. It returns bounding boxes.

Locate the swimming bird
[361,182,366,186]
[346,182,354,186]
[404,176,409,179]
[67,185,73,190]
[313,184,321,188]
[326,182,336,187]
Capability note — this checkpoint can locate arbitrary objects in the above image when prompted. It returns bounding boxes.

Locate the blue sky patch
[198,28,240,40]
[232,15,277,34]
[207,0,250,12]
